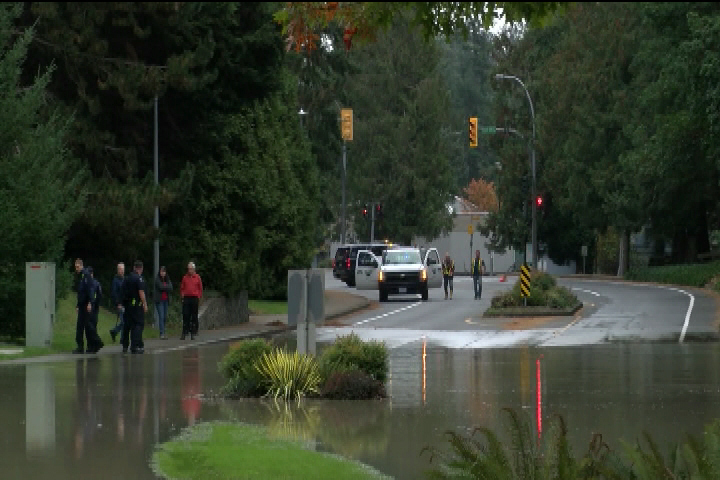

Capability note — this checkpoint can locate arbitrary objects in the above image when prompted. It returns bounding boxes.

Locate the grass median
[248,299,287,315]
[151,421,391,480]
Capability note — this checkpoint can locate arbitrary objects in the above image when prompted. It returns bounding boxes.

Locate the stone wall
[198,291,249,330]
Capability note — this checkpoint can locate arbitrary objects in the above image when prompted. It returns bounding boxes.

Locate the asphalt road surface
[323,271,718,349]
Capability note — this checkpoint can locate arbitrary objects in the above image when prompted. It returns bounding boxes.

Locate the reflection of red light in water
[182,351,202,425]
[536,356,542,439]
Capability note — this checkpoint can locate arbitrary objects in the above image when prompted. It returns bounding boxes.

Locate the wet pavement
[4,341,720,480]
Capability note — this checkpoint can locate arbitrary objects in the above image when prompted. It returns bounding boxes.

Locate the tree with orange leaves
[464,178,498,213]
[273,2,569,53]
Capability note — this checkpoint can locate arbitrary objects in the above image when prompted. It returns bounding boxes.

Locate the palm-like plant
[255,348,322,401]
[422,408,618,480]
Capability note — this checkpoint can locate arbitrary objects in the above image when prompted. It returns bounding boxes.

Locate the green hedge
[625,261,720,288]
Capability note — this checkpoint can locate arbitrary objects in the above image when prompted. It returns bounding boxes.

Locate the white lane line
[662,287,695,343]
[569,280,696,343]
[571,287,601,297]
[353,302,422,326]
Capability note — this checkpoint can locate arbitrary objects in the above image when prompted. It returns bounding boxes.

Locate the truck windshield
[384,251,422,265]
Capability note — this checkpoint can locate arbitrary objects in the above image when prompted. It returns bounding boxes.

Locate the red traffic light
[536,196,544,207]
[362,208,368,217]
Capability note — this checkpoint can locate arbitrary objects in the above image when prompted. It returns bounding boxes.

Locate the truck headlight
[378,271,384,282]
[420,268,427,281]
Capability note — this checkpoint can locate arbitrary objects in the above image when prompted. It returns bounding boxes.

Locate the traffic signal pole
[341,141,346,244]
[370,201,375,243]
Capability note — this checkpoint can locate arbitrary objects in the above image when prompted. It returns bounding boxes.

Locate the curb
[483,302,583,318]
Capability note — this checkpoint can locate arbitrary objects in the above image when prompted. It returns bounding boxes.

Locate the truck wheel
[347,279,356,287]
[379,288,388,302]
[421,287,429,301]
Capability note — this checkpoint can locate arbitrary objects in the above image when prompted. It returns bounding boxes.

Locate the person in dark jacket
[154,266,173,340]
[73,259,103,354]
[87,267,103,326]
[109,263,125,342]
[121,260,148,354]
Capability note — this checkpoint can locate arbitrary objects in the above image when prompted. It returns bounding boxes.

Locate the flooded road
[3,340,720,479]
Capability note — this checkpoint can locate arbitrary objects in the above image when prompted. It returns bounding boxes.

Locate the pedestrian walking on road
[442,252,455,300]
[109,263,126,343]
[180,262,203,340]
[471,250,486,300]
[121,260,148,354]
[154,266,173,340]
[73,259,103,354]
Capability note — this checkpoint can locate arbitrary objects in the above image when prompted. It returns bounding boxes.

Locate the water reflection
[1,342,720,480]
[26,364,55,455]
[74,358,101,459]
[181,349,202,426]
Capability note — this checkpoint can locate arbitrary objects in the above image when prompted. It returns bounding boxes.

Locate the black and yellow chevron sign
[520,263,531,297]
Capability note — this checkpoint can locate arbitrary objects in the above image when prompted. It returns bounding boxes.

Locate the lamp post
[298,108,308,129]
[153,95,159,289]
[495,74,537,270]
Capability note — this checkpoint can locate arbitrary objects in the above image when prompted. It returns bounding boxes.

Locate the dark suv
[334,243,388,286]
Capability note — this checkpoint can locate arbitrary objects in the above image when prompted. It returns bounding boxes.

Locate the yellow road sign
[467,224,473,235]
[341,108,353,141]
[520,263,531,297]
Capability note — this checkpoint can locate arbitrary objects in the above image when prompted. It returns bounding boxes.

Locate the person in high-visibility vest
[442,252,455,300]
[470,250,486,300]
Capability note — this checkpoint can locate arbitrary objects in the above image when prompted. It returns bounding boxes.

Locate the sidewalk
[0,290,372,366]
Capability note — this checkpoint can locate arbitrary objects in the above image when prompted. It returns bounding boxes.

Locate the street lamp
[495,73,537,270]
[298,108,308,129]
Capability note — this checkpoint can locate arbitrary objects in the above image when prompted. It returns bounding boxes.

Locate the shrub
[546,286,579,309]
[256,348,322,401]
[318,333,388,383]
[321,370,386,400]
[625,261,720,288]
[491,290,521,308]
[219,339,273,397]
[422,408,623,480]
[531,271,557,291]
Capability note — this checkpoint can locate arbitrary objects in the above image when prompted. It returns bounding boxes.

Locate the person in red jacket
[180,261,203,340]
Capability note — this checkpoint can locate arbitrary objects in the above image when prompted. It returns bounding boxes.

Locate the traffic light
[362,205,368,218]
[375,203,383,217]
[535,195,544,208]
[469,117,478,148]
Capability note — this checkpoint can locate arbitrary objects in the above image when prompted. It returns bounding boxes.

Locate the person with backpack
[73,261,103,354]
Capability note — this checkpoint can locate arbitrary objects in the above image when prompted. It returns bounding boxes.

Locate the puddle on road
[2,342,720,480]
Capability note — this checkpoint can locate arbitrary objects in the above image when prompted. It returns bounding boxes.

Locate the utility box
[26,262,55,348]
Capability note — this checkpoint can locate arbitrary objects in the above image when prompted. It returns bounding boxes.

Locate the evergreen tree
[0,3,86,336]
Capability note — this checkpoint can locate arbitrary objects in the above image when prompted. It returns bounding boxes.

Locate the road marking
[571,287,601,297]
[566,280,696,343]
[353,302,422,326]
[662,287,695,343]
[552,308,584,337]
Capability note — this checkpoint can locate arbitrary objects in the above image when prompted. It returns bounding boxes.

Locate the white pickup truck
[354,246,443,301]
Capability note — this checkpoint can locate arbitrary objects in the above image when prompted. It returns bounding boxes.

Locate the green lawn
[248,299,288,315]
[0,294,184,359]
[151,422,392,480]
